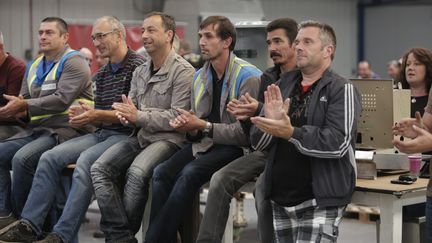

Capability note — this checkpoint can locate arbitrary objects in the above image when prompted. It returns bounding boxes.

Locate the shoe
[0,214,17,231]
[0,221,37,242]
[92,229,105,238]
[34,233,63,243]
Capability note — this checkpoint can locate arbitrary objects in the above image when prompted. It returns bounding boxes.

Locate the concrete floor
[78,198,377,243]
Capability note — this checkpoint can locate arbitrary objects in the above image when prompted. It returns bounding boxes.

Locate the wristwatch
[203,122,213,136]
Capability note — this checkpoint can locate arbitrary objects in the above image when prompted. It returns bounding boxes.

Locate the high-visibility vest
[193,56,256,110]
[25,48,93,121]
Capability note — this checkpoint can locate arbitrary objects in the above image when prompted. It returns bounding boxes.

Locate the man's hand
[393,111,424,139]
[169,108,206,133]
[112,95,138,125]
[251,106,293,139]
[0,95,27,118]
[263,84,289,120]
[393,125,432,154]
[69,101,96,127]
[250,84,293,139]
[227,93,259,121]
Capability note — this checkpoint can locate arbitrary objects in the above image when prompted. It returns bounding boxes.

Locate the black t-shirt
[271,79,319,207]
[207,66,224,123]
[150,62,160,77]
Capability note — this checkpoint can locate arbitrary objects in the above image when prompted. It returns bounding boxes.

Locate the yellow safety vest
[25,49,93,121]
[193,56,255,110]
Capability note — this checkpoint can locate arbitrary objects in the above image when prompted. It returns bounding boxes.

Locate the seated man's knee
[209,169,229,191]
[75,151,97,175]
[176,164,202,184]
[90,160,112,180]
[152,163,170,182]
[11,151,36,172]
[126,165,150,186]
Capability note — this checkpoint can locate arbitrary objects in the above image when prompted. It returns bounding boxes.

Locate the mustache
[270,51,282,58]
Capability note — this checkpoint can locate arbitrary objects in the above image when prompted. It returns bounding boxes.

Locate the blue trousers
[145,144,243,243]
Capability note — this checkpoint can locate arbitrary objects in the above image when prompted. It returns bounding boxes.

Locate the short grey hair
[299,20,337,60]
[0,31,3,44]
[94,16,126,40]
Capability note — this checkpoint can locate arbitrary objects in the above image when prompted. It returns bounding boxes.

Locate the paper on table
[355,150,374,161]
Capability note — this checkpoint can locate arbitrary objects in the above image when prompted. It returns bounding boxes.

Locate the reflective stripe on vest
[30,98,95,121]
[26,49,78,95]
[26,49,93,121]
[193,57,254,109]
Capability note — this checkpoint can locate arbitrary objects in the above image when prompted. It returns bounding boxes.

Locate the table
[351,175,429,243]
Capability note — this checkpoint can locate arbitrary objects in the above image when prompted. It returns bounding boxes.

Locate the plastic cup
[408,155,422,178]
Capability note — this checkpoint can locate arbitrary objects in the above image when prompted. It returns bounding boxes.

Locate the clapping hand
[250,84,293,139]
[227,92,259,121]
[112,94,138,125]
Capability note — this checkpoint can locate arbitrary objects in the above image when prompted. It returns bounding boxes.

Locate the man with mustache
[197,18,298,243]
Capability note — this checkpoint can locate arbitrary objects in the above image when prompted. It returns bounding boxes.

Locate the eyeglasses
[91,30,115,42]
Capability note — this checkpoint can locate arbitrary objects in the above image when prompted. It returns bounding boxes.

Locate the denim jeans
[0,133,57,217]
[20,129,128,243]
[197,150,269,243]
[91,139,179,243]
[144,144,243,243]
[426,196,432,243]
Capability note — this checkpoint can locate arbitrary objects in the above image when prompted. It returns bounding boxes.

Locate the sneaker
[34,233,63,243]
[0,214,17,231]
[92,229,105,238]
[0,221,37,242]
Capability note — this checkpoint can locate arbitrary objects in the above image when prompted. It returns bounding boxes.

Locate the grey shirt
[130,48,195,148]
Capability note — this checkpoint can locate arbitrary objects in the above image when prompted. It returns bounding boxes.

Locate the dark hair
[200,16,236,51]
[358,60,371,68]
[399,47,432,92]
[42,17,68,34]
[144,12,176,44]
[299,20,337,60]
[266,18,298,45]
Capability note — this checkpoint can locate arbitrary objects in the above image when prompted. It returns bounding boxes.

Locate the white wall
[0,0,31,59]
[364,4,432,79]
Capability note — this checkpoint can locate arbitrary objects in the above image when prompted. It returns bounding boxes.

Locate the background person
[0,30,26,140]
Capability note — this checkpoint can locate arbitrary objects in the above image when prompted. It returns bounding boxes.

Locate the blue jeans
[20,129,128,243]
[0,133,57,217]
[144,144,243,243]
[427,196,432,242]
[91,139,179,243]
[197,150,269,243]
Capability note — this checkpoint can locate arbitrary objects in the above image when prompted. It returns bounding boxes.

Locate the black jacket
[250,68,362,207]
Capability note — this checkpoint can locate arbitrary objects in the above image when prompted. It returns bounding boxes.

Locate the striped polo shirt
[93,49,146,132]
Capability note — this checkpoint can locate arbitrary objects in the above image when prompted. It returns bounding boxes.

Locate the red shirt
[0,53,26,96]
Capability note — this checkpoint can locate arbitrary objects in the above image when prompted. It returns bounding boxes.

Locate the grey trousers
[196,150,274,243]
